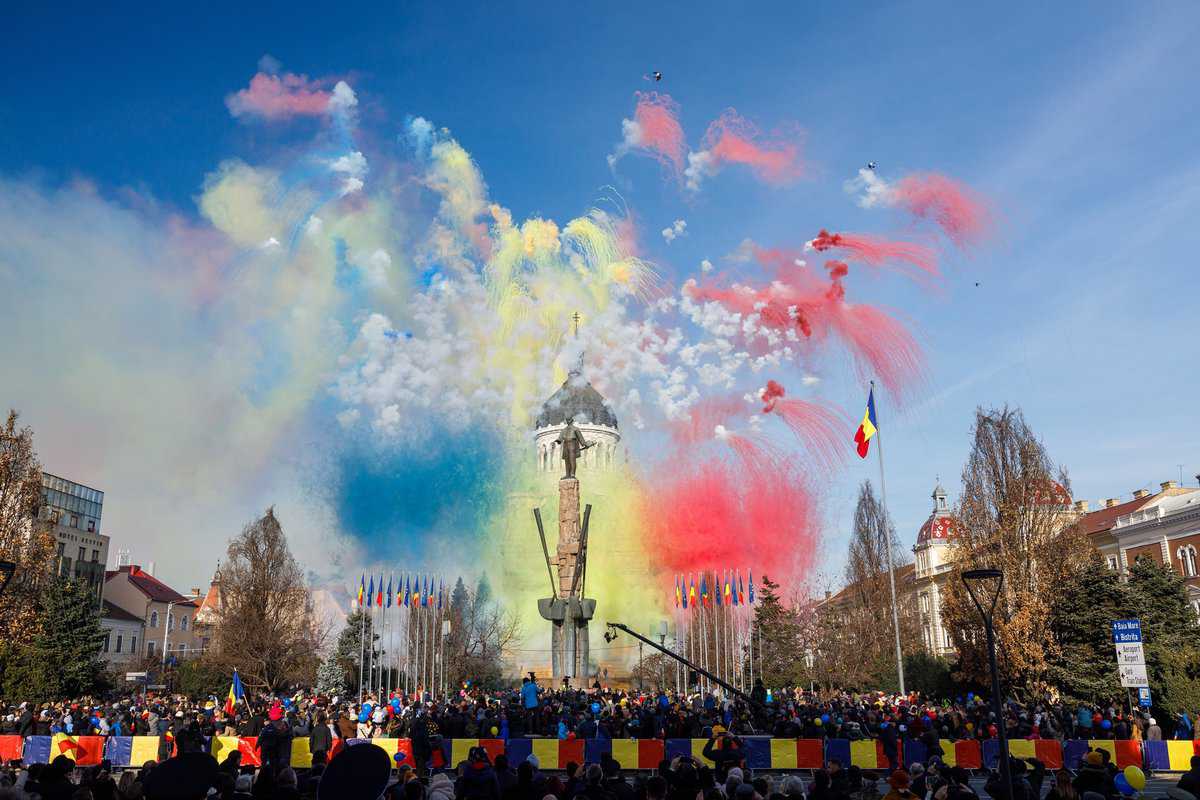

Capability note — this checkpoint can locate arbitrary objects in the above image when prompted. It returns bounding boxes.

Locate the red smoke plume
[644,434,819,587]
[700,110,805,185]
[632,92,686,178]
[685,254,925,402]
[808,229,939,280]
[893,173,988,248]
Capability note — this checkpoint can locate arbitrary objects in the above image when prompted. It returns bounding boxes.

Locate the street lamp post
[962,568,1012,800]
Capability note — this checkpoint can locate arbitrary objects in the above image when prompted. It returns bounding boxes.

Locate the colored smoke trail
[894,173,989,248]
[758,380,848,474]
[686,109,804,190]
[685,255,926,401]
[609,92,686,180]
[642,432,819,587]
[806,229,939,281]
[633,92,686,177]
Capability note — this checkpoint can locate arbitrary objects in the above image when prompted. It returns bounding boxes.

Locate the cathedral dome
[534,371,618,430]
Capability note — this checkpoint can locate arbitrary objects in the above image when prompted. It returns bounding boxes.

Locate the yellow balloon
[1123,766,1145,791]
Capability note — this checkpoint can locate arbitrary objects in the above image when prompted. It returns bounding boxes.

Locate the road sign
[125,671,148,681]
[1111,619,1142,643]
[1137,687,1152,707]
[1114,642,1146,665]
[1119,663,1149,688]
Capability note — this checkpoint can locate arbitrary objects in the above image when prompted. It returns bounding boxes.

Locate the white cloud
[661,218,687,244]
[844,167,896,209]
[700,259,713,273]
[684,149,714,191]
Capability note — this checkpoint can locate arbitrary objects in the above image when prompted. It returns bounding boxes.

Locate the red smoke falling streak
[701,110,805,185]
[644,432,819,590]
[632,92,686,178]
[685,254,925,403]
[893,173,989,248]
[759,380,849,474]
[807,229,939,280]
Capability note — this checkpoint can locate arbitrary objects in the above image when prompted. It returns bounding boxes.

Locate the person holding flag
[224,669,245,716]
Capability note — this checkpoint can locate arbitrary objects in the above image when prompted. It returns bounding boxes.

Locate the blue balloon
[1114,774,1133,796]
[1101,719,1112,730]
[967,692,974,700]
[821,714,830,723]
[591,702,601,714]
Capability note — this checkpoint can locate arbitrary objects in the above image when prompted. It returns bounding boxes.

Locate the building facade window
[180,615,188,631]
[130,636,137,654]
[1178,545,1198,578]
[77,546,86,562]
[91,549,100,563]
[87,520,96,532]
[167,612,174,631]
[147,641,156,656]
[1107,556,1118,570]
[70,514,79,528]
[150,611,158,628]
[103,633,110,653]
[115,634,123,653]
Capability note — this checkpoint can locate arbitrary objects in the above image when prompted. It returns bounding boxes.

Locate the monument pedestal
[537,477,595,679]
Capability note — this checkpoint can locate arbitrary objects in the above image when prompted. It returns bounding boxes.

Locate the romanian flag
[738,571,745,605]
[411,575,419,606]
[724,573,732,605]
[396,578,404,607]
[375,575,384,607]
[674,577,682,608]
[224,669,245,716]
[366,575,374,608]
[356,574,365,609]
[854,386,878,458]
[688,575,697,608]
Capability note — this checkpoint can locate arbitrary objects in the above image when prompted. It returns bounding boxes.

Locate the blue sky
[2,2,1198,591]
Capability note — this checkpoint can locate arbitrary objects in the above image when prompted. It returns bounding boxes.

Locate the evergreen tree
[33,578,106,697]
[1046,557,1129,702]
[317,609,374,697]
[751,575,806,688]
[1127,558,1200,713]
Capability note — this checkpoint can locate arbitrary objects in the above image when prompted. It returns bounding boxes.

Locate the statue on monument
[552,415,593,479]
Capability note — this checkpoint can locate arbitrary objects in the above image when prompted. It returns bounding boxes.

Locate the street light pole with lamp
[962,568,1012,800]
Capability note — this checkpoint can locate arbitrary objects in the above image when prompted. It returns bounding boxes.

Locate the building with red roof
[104,564,202,662]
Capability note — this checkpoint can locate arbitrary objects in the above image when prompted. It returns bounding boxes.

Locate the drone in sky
[866,161,877,170]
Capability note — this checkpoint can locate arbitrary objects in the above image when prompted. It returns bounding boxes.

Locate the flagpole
[357,597,366,702]
[871,380,907,696]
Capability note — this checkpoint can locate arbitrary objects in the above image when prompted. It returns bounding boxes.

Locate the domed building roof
[917,515,959,544]
[534,370,618,430]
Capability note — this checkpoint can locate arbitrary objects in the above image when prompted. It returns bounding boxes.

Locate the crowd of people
[0,680,1198,800]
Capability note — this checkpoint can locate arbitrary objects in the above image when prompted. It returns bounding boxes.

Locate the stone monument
[535,463,596,681]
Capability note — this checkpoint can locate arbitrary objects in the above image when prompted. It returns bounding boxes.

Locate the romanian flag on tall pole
[356,574,365,609]
[375,575,384,607]
[224,669,245,715]
[688,574,697,609]
[854,385,879,458]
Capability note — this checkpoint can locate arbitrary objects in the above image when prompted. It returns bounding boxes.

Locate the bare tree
[210,508,323,691]
[939,406,1086,690]
[0,411,57,643]
[813,481,919,690]
[444,577,521,689]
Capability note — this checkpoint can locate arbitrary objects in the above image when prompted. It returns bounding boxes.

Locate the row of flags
[673,570,756,610]
[355,574,444,610]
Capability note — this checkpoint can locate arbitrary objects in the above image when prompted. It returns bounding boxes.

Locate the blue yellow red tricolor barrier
[2,734,1198,771]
